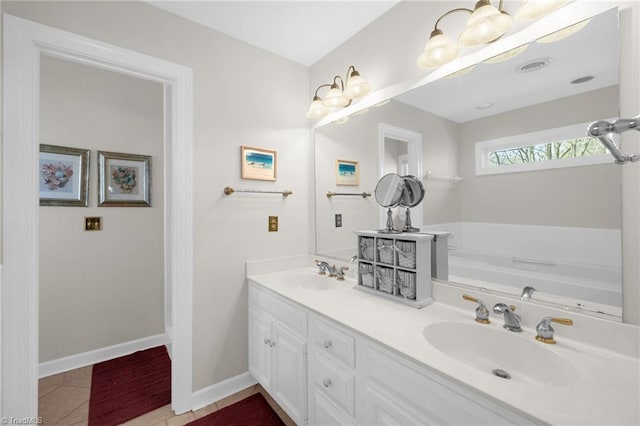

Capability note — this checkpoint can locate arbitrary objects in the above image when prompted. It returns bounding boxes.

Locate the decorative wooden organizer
[355,230,434,308]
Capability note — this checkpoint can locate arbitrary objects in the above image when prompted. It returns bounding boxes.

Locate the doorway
[2,15,194,415]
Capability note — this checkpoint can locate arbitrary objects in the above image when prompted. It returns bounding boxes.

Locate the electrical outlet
[85,217,102,231]
[268,216,278,232]
[335,213,342,228]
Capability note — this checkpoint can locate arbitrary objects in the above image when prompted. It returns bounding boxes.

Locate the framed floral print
[241,146,277,181]
[98,151,151,207]
[39,144,90,207]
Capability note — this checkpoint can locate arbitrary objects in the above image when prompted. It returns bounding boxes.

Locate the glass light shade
[459,3,513,46]
[483,44,529,64]
[444,65,475,79]
[417,30,460,68]
[306,99,329,119]
[322,86,349,108]
[536,19,591,43]
[344,73,371,99]
[515,0,566,21]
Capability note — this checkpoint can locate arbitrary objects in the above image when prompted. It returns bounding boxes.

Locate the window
[475,121,614,176]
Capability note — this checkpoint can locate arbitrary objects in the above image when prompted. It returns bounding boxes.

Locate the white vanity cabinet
[249,285,308,425]
[249,280,534,426]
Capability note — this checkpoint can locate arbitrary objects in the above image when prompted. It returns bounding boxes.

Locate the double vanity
[247,260,639,425]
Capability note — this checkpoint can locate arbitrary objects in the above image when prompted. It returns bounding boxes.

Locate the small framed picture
[241,146,277,181]
[39,144,90,207]
[98,151,151,207]
[335,159,359,186]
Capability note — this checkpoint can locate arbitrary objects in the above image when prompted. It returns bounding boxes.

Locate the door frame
[2,14,194,415]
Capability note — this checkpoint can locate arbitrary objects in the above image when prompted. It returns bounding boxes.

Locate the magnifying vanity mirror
[314,6,623,320]
[375,173,405,233]
[400,175,425,232]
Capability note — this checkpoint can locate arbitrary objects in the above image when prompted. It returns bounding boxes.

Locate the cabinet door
[272,323,307,425]
[362,383,441,426]
[248,309,272,390]
[310,389,355,426]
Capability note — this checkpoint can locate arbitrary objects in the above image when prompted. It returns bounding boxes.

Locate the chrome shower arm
[588,115,640,165]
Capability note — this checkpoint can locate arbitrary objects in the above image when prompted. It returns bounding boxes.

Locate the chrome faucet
[492,303,522,332]
[315,260,331,276]
[520,286,537,301]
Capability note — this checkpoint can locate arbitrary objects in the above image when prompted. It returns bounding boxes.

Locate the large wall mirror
[314,6,622,319]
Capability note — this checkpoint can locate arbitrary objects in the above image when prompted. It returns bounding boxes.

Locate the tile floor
[38,365,295,426]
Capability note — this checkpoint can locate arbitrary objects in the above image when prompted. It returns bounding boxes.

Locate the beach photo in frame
[39,144,90,207]
[241,146,277,181]
[98,151,151,207]
[335,159,359,186]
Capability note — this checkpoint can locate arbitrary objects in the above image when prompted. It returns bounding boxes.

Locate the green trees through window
[489,136,608,167]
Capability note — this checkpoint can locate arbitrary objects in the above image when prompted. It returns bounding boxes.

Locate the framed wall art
[98,151,151,207]
[335,159,359,186]
[241,146,277,181]
[39,144,90,206]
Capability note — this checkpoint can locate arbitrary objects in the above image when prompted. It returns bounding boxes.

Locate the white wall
[619,3,640,325]
[38,56,164,362]
[3,0,310,391]
[458,86,621,229]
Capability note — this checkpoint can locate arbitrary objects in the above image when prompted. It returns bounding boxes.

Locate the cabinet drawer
[311,352,355,416]
[311,389,355,426]
[309,316,355,368]
[249,283,307,337]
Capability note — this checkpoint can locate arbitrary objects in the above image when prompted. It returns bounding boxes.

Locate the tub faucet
[520,286,536,301]
[492,303,522,332]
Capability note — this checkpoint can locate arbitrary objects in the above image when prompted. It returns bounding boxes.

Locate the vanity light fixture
[306,65,371,119]
[418,0,568,70]
[483,44,529,64]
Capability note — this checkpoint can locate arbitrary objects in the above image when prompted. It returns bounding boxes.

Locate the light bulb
[306,98,329,119]
[459,2,513,46]
[322,84,349,108]
[418,29,460,68]
[344,71,371,99]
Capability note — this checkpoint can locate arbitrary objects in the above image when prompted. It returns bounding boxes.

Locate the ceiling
[147,1,400,66]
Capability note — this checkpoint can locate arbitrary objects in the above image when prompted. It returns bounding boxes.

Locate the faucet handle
[462,294,490,324]
[535,316,573,344]
[336,266,349,281]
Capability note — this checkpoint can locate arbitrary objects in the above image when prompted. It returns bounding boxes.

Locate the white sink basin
[288,274,340,291]
[423,322,579,386]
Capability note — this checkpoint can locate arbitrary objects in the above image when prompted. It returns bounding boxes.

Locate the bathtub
[447,248,622,309]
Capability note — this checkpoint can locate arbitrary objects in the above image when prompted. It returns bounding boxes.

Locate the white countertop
[248,266,640,426]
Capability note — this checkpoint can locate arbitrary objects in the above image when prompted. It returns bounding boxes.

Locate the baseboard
[191,372,258,411]
[39,333,168,378]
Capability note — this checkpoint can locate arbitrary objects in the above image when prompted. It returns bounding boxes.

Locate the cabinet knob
[323,378,332,388]
[323,340,332,349]
[270,341,276,348]
[264,338,271,345]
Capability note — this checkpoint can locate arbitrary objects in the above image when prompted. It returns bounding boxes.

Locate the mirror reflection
[314,8,621,318]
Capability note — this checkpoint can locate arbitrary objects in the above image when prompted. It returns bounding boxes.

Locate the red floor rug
[187,393,285,426]
[88,345,171,426]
